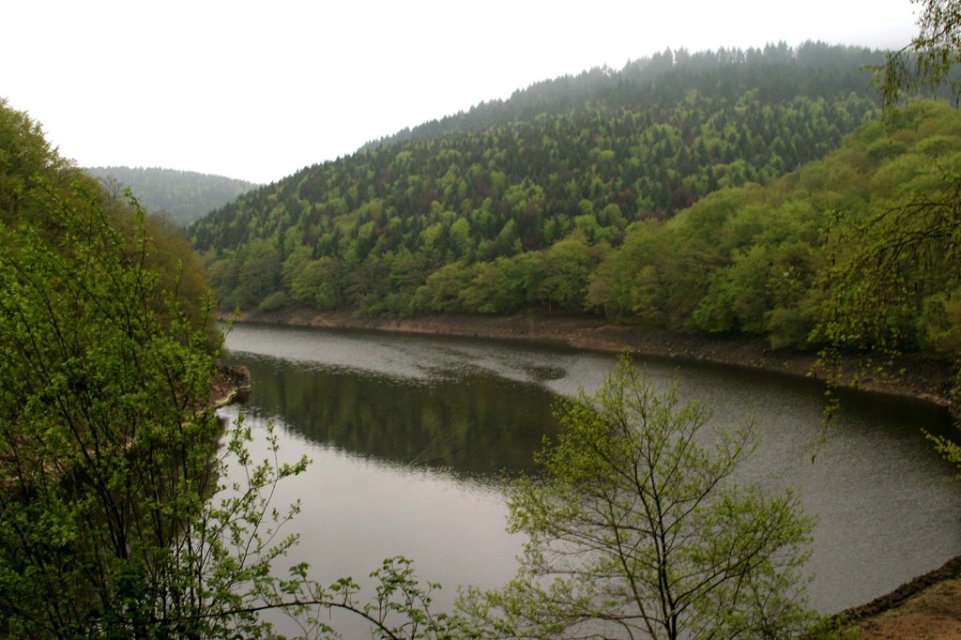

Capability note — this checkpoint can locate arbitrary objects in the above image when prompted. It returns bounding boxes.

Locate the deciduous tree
[460,358,815,640]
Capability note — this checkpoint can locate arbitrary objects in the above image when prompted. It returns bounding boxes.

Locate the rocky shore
[210,362,252,408]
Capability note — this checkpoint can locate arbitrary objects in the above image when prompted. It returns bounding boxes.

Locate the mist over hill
[360,41,885,150]
[85,166,260,226]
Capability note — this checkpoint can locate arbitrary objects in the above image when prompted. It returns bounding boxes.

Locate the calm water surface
[220,322,961,632]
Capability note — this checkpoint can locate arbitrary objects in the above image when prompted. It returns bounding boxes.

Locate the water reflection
[234,353,560,475]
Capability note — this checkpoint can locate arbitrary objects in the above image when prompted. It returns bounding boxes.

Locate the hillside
[361,41,882,149]
[590,100,961,348]
[191,43,896,316]
[86,166,259,226]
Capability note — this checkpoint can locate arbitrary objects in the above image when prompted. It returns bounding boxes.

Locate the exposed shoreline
[223,307,957,414]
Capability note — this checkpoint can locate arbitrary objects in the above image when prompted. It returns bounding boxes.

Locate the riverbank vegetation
[0,99,328,638]
[0,98,243,635]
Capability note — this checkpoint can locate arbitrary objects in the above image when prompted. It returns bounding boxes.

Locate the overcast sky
[3,0,919,184]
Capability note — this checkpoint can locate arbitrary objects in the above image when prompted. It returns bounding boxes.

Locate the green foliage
[817,171,961,356]
[190,43,884,314]
[877,0,961,109]
[826,0,961,410]
[0,99,455,639]
[0,136,235,634]
[591,100,961,355]
[0,101,67,218]
[459,358,815,639]
[0,98,306,636]
[185,44,961,373]
[269,556,473,639]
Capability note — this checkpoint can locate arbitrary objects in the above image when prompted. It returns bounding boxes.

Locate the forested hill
[191,43,901,322]
[361,41,882,149]
[86,166,259,226]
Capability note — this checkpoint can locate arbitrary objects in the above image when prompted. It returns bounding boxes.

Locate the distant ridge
[85,166,260,226]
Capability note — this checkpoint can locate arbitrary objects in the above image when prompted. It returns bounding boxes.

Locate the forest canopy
[190,43,889,315]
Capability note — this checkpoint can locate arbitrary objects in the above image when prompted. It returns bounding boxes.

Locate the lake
[219,322,961,634]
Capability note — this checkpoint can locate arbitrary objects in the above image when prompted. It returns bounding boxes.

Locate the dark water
[231,350,559,476]
[220,322,961,631]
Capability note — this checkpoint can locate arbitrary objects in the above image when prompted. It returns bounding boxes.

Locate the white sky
[3,0,919,184]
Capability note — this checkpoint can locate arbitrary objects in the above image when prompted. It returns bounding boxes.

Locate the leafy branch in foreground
[813,0,961,472]
[458,357,816,639]
[164,415,463,640]
[817,172,961,360]
[813,146,961,458]
[877,0,961,109]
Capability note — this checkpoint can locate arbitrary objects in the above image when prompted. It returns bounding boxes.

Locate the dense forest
[189,43,887,314]
[86,166,259,226]
[362,41,884,148]
[0,99,231,634]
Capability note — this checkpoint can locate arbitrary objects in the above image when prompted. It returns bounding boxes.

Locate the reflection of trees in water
[233,354,560,475]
